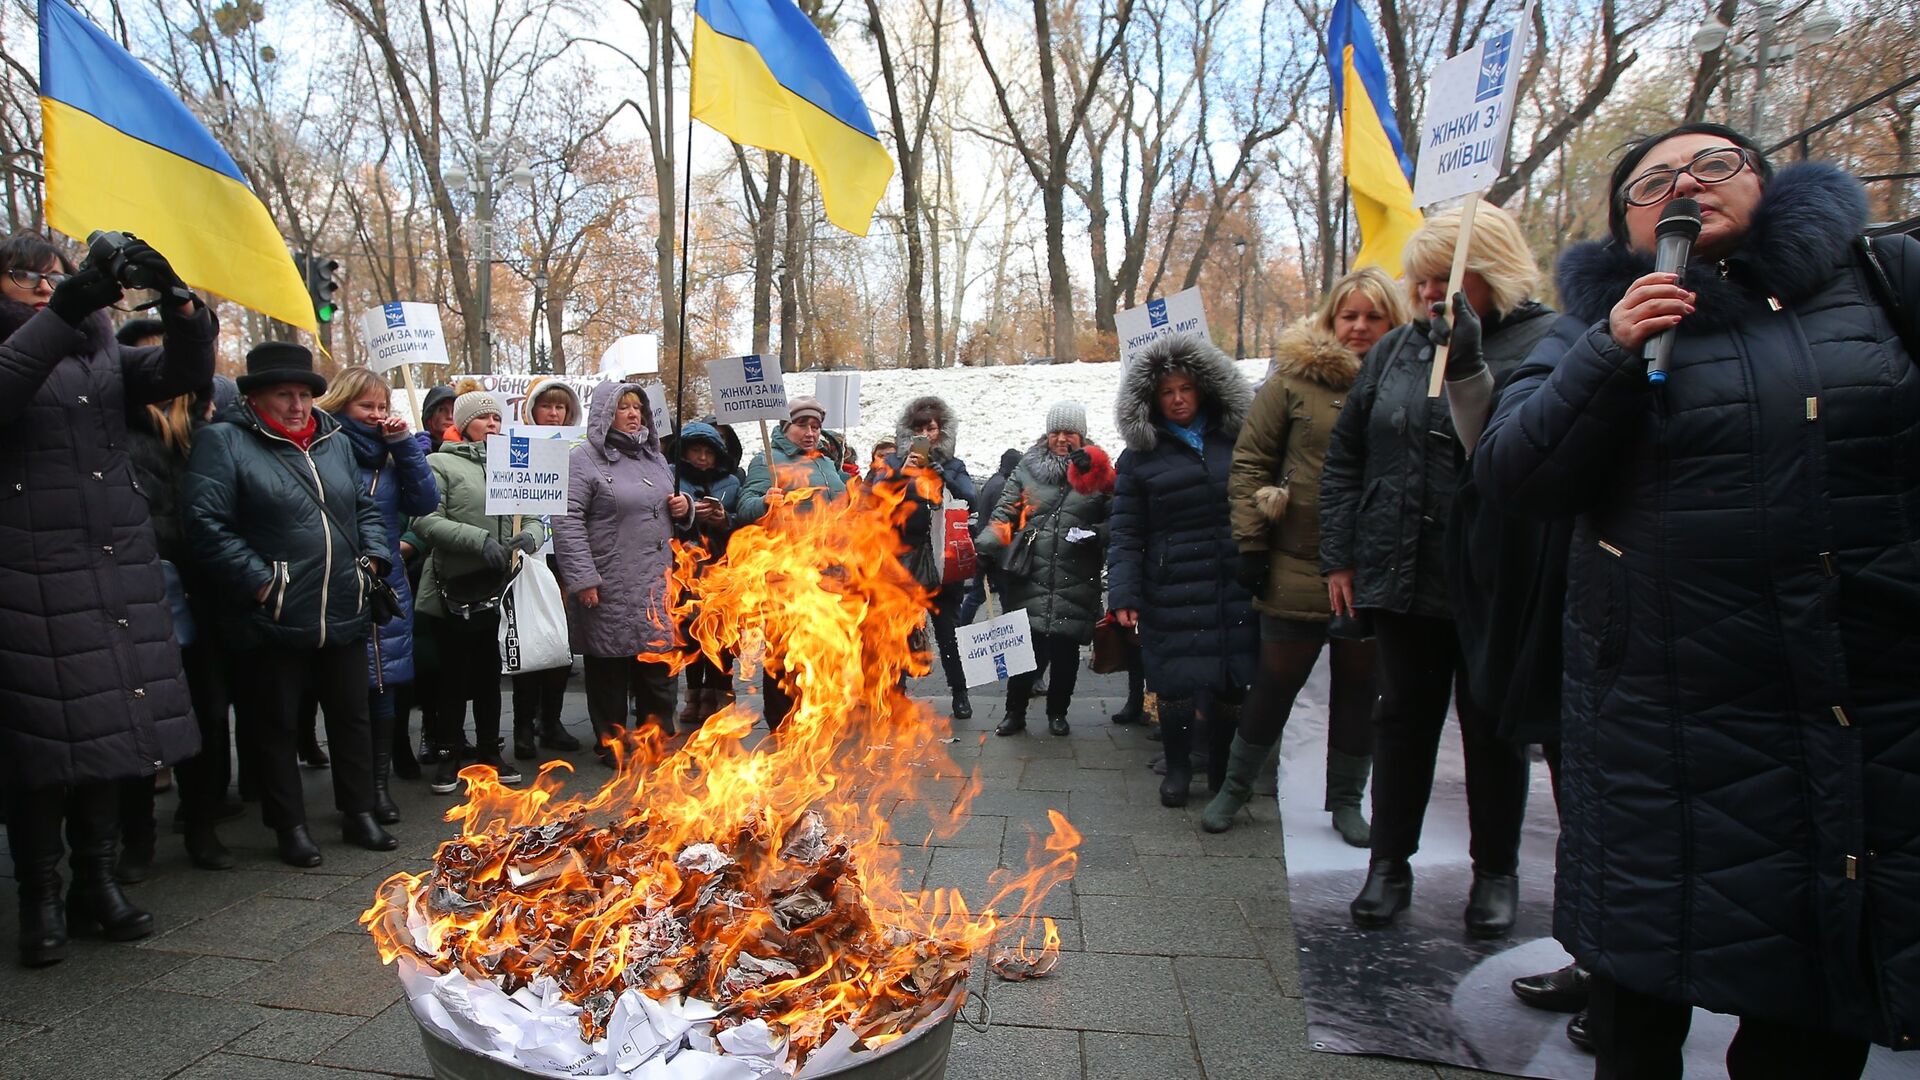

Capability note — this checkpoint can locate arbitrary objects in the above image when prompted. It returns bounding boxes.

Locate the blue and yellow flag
[1326,0,1423,276]
[38,0,314,332]
[691,0,893,237]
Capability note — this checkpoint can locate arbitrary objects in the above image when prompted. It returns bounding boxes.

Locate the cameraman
[0,230,215,967]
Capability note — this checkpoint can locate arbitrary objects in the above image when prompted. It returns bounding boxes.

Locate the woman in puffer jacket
[974,401,1114,738]
[1208,268,1409,840]
[1107,333,1258,808]
[315,367,438,824]
[506,376,584,762]
[672,419,742,727]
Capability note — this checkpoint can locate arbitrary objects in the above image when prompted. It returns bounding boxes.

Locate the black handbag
[1002,495,1065,578]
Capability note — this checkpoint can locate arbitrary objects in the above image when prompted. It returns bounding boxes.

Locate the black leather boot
[276,824,323,867]
[370,706,401,825]
[182,820,235,871]
[1158,699,1194,807]
[342,811,398,852]
[1349,858,1413,928]
[1511,963,1590,1013]
[1464,871,1519,939]
[8,793,69,966]
[390,690,421,780]
[66,790,154,942]
[539,719,581,751]
[512,718,537,762]
[951,689,973,721]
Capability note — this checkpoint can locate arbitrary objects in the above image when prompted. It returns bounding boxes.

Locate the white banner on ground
[1410,3,1534,207]
[813,373,861,429]
[1116,287,1209,367]
[484,433,570,516]
[360,302,451,374]
[600,334,659,378]
[959,608,1037,687]
[706,355,789,424]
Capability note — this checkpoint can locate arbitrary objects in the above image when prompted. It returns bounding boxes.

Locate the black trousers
[230,641,375,829]
[1367,611,1528,876]
[429,613,502,752]
[511,666,568,729]
[1588,974,1869,1080]
[927,581,968,693]
[583,655,676,747]
[1239,635,1375,756]
[1006,633,1081,719]
[685,650,735,691]
[763,666,796,733]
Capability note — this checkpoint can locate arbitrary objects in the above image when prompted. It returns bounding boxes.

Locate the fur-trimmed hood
[1115,331,1253,454]
[585,380,663,462]
[518,375,582,425]
[892,395,958,460]
[0,298,117,357]
[1271,322,1362,390]
[1555,161,1869,327]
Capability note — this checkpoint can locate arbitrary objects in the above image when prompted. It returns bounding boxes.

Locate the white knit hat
[1043,400,1088,437]
[452,390,505,437]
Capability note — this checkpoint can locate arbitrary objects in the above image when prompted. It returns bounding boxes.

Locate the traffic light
[294,251,341,324]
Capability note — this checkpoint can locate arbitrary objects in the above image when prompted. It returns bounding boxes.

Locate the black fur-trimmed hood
[0,298,117,356]
[1115,331,1252,454]
[1555,161,1869,327]
[892,395,958,460]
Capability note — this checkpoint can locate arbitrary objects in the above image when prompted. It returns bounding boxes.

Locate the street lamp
[1233,237,1249,361]
[530,271,550,375]
[1693,1,1842,143]
[442,141,531,374]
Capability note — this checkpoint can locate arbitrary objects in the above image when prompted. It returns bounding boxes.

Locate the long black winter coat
[1477,163,1920,1046]
[0,300,216,788]
[1318,305,1555,615]
[184,405,389,652]
[1107,333,1257,698]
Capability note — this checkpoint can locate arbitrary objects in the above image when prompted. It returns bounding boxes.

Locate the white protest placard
[705,354,789,424]
[1410,6,1533,208]
[600,334,659,379]
[959,608,1038,687]
[359,302,452,374]
[1115,287,1209,367]
[813,373,861,430]
[484,433,570,517]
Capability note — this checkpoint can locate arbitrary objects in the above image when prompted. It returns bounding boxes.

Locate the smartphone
[909,435,931,458]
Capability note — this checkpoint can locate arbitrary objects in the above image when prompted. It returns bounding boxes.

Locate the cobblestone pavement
[0,668,1524,1080]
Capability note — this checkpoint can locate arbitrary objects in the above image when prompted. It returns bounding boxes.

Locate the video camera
[83,230,192,306]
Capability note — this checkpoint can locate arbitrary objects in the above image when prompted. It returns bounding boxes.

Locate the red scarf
[259,409,317,451]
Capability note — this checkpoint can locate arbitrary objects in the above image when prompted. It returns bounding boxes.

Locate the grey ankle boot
[1201,735,1271,833]
[1325,750,1373,848]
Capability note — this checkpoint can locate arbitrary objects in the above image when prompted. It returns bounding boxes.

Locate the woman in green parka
[1205,268,1409,839]
[975,401,1116,737]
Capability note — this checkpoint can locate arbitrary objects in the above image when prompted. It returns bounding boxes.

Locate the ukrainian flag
[1326,0,1423,277]
[38,0,314,332]
[691,0,893,237]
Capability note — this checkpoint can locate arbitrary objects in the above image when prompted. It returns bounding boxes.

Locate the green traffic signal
[316,302,338,324]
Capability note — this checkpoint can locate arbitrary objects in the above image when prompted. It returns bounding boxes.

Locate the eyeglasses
[1621,147,1753,207]
[6,268,70,290]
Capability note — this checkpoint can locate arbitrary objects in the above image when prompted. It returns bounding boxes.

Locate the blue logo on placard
[992,653,1008,680]
[1147,299,1169,328]
[1477,29,1513,103]
[743,356,765,382]
[382,302,406,329]
[509,435,530,469]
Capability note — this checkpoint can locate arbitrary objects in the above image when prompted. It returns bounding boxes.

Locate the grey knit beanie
[452,390,505,437]
[1043,400,1088,437]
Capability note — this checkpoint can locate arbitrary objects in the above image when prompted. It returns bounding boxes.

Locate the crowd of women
[1,122,1915,1077]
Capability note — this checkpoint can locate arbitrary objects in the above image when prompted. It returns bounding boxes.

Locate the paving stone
[228,931,404,1017]
[315,998,435,1077]
[1137,853,1287,900]
[1018,756,1121,792]
[225,1008,366,1063]
[0,939,192,1026]
[170,1054,388,1080]
[946,1020,1082,1080]
[146,954,274,997]
[924,846,1074,920]
[0,1020,37,1046]
[1078,894,1262,958]
[988,951,1184,1035]
[1084,1032,1206,1080]
[147,894,361,962]
[0,989,267,1080]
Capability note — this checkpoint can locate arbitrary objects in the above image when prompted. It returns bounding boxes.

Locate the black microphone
[1645,198,1702,384]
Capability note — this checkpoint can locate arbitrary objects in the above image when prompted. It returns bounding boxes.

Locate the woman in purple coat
[552,383,691,762]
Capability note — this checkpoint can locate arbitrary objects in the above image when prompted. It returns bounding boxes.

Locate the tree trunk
[752,153,785,355]
[779,163,803,371]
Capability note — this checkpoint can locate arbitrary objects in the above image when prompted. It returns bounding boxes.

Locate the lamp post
[530,271,550,375]
[1233,237,1249,361]
[443,141,533,374]
[1692,2,1842,143]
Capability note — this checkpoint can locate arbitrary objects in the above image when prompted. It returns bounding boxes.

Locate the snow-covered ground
[781,359,1270,478]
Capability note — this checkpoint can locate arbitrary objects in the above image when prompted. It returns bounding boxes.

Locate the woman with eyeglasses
[1478,122,1920,1075]
[0,231,216,965]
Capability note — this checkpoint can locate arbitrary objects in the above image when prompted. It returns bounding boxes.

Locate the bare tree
[865,0,945,367]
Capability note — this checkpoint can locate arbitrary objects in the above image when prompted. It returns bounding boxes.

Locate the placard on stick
[360,302,451,375]
[813,373,861,429]
[959,608,1038,687]
[600,334,659,379]
[484,433,570,517]
[1115,288,1209,368]
[705,355,790,424]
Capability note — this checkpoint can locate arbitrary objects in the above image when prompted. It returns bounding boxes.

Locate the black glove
[511,529,542,555]
[481,535,510,571]
[1236,552,1270,595]
[1069,448,1093,473]
[47,263,123,326]
[1427,291,1485,378]
[119,235,190,298]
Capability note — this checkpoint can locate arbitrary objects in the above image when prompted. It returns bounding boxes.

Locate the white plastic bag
[499,556,572,673]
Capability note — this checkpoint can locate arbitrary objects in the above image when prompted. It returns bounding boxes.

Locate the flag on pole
[690,0,894,237]
[1326,0,1423,276]
[37,0,315,332]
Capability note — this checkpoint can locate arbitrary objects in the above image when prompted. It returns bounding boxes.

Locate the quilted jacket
[1477,163,1920,1046]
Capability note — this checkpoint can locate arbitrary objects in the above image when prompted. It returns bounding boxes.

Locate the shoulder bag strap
[1855,234,1920,361]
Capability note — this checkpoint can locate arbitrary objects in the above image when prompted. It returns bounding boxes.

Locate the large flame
[363,467,1079,1061]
